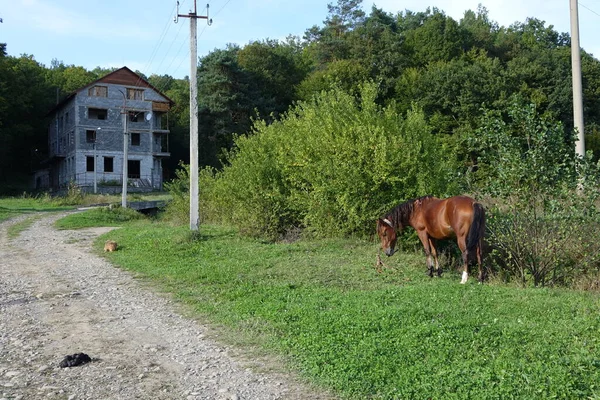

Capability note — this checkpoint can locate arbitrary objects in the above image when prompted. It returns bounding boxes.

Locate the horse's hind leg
[458,237,469,284]
[476,241,485,283]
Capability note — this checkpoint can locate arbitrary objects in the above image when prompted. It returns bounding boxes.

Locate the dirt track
[0,213,333,400]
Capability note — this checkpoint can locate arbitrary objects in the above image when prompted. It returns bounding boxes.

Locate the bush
[209,82,458,239]
[50,181,84,206]
[467,98,600,287]
[162,162,219,226]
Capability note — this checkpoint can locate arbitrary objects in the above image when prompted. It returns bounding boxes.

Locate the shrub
[209,82,458,239]
[467,98,600,287]
[162,162,219,226]
[49,181,84,206]
[162,164,191,225]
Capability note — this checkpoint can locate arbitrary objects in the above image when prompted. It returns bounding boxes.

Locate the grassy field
[0,197,72,223]
[0,192,170,223]
[51,212,600,400]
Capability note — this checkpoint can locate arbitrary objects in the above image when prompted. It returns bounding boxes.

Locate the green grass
[78,217,600,400]
[0,192,170,223]
[54,206,147,229]
[0,197,72,223]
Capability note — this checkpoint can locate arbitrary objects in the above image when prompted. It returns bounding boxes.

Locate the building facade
[46,67,172,192]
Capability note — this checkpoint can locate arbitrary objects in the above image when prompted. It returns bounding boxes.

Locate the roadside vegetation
[0,189,169,223]
[48,84,600,399]
[75,221,598,400]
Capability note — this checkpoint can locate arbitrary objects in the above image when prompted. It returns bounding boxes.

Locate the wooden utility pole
[175,1,211,231]
[570,0,585,157]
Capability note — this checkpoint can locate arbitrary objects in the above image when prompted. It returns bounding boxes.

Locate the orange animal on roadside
[104,240,118,252]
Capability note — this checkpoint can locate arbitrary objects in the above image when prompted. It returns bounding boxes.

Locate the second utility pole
[570,0,585,157]
[175,1,211,231]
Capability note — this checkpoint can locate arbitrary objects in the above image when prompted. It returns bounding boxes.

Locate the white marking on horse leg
[460,271,468,284]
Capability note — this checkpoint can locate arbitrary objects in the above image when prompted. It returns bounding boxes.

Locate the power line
[579,2,600,18]
[142,3,179,75]
[212,0,233,18]
[131,1,186,91]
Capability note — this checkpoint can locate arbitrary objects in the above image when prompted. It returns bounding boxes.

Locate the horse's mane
[384,195,434,228]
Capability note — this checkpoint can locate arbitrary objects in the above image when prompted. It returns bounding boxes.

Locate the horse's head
[377,218,398,256]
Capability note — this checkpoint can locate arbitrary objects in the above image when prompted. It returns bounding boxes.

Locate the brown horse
[376,195,485,283]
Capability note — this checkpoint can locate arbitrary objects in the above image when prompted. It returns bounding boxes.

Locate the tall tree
[0,55,54,186]
[237,38,311,116]
[304,0,366,65]
[197,46,258,167]
[401,8,466,67]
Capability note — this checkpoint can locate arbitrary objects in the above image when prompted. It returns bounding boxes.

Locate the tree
[346,6,406,99]
[303,0,366,65]
[0,55,55,186]
[237,38,311,116]
[46,60,97,96]
[401,9,466,68]
[460,5,500,56]
[395,50,507,135]
[197,46,258,167]
[296,59,369,101]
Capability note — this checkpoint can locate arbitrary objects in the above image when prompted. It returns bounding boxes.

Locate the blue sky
[2,0,599,79]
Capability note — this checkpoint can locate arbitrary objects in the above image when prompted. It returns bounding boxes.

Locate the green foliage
[98,220,600,399]
[162,162,219,226]
[55,205,145,230]
[466,98,600,287]
[402,8,465,67]
[0,195,72,223]
[208,83,457,239]
[395,50,508,134]
[296,59,369,101]
[237,38,311,114]
[0,55,55,184]
[50,182,85,206]
[162,163,191,226]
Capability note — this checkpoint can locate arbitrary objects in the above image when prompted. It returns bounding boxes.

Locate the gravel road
[0,213,334,400]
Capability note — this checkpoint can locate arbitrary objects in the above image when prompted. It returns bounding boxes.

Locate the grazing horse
[376,195,485,283]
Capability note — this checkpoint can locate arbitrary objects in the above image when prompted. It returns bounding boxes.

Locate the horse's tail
[467,202,485,252]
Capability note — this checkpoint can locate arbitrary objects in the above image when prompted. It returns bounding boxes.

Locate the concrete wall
[47,78,169,191]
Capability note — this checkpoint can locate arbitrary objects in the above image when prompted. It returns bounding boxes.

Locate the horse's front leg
[428,237,442,277]
[417,232,435,277]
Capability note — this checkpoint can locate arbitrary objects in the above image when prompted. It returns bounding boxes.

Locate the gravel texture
[0,213,334,400]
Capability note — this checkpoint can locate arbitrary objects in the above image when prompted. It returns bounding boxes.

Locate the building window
[127,88,143,100]
[86,130,96,143]
[131,132,141,146]
[88,108,107,120]
[86,156,95,172]
[88,85,108,97]
[104,157,114,173]
[128,160,141,179]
